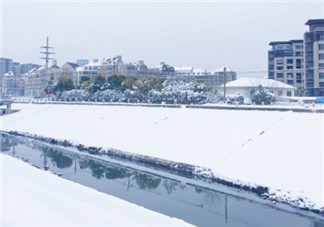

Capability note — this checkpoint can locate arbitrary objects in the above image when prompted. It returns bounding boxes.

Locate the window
[296,59,302,69]
[320,82,324,87]
[287,91,292,96]
[319,44,324,50]
[317,34,324,41]
[320,73,324,79]
[306,55,313,60]
[295,52,302,56]
[296,73,302,83]
[286,59,293,64]
[306,73,313,79]
[276,59,284,64]
[320,63,324,68]
[277,66,283,70]
[319,54,324,60]
[295,45,302,49]
[287,66,293,70]
[306,82,314,87]
[277,73,283,78]
[287,73,294,78]
[287,80,294,85]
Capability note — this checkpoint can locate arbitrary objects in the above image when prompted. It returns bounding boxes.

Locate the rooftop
[305,19,324,26]
[269,39,303,46]
[223,77,296,89]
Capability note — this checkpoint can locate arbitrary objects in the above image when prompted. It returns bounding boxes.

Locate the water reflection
[1,133,324,227]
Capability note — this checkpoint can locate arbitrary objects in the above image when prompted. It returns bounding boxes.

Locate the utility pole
[223,65,227,102]
[40,37,55,69]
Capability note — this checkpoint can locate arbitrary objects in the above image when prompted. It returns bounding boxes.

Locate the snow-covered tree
[250,85,275,105]
[226,93,251,105]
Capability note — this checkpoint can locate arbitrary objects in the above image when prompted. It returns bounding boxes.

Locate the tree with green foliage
[122,77,139,91]
[88,74,107,93]
[250,85,275,105]
[137,76,162,94]
[43,81,55,94]
[80,76,90,85]
[55,76,74,93]
[193,79,210,92]
[107,74,126,91]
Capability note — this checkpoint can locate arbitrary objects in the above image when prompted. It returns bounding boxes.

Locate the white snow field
[1,103,324,210]
[1,154,194,227]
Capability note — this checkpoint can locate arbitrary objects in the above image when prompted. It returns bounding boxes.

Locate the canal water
[1,133,324,227]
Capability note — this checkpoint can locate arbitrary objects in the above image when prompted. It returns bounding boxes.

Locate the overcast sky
[1,0,323,77]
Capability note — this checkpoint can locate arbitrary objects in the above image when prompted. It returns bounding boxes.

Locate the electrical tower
[40,37,55,69]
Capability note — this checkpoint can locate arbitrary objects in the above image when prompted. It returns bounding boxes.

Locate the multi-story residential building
[76,56,128,83]
[148,62,175,79]
[268,40,304,94]
[135,60,148,76]
[25,61,61,97]
[174,65,236,87]
[61,62,79,86]
[268,19,324,96]
[0,58,13,76]
[12,62,21,75]
[1,72,25,97]
[211,66,237,86]
[124,63,137,76]
[304,19,324,96]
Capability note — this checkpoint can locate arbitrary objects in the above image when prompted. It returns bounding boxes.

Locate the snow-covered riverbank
[1,103,324,212]
[1,154,193,226]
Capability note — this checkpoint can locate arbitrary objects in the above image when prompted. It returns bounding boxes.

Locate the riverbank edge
[12,100,324,113]
[2,130,323,216]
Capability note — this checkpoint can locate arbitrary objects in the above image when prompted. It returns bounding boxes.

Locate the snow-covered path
[1,154,193,226]
[1,103,323,210]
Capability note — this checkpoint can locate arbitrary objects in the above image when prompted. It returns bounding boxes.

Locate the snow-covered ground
[1,103,324,211]
[0,154,193,226]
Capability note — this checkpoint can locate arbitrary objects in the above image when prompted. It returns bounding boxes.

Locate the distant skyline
[1,0,323,77]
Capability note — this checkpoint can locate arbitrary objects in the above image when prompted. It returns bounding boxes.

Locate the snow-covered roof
[174,66,193,72]
[64,62,79,69]
[193,68,207,74]
[83,61,102,67]
[35,65,46,72]
[48,64,60,69]
[3,71,14,76]
[212,65,234,74]
[102,56,122,65]
[224,78,296,90]
[76,67,84,72]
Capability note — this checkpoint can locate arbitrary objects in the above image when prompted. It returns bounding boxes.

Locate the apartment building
[268,40,304,94]
[304,19,324,96]
[25,63,61,97]
[268,19,324,96]
[174,66,237,87]
[0,58,13,76]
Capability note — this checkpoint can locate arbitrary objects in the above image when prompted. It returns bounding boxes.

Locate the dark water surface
[1,133,324,227]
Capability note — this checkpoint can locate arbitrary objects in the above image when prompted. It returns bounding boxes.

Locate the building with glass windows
[304,19,324,96]
[268,19,324,96]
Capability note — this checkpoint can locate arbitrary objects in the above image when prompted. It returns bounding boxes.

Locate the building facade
[304,19,324,96]
[268,19,324,96]
[0,58,13,76]
[25,63,61,97]
[268,40,304,94]
[173,66,237,87]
